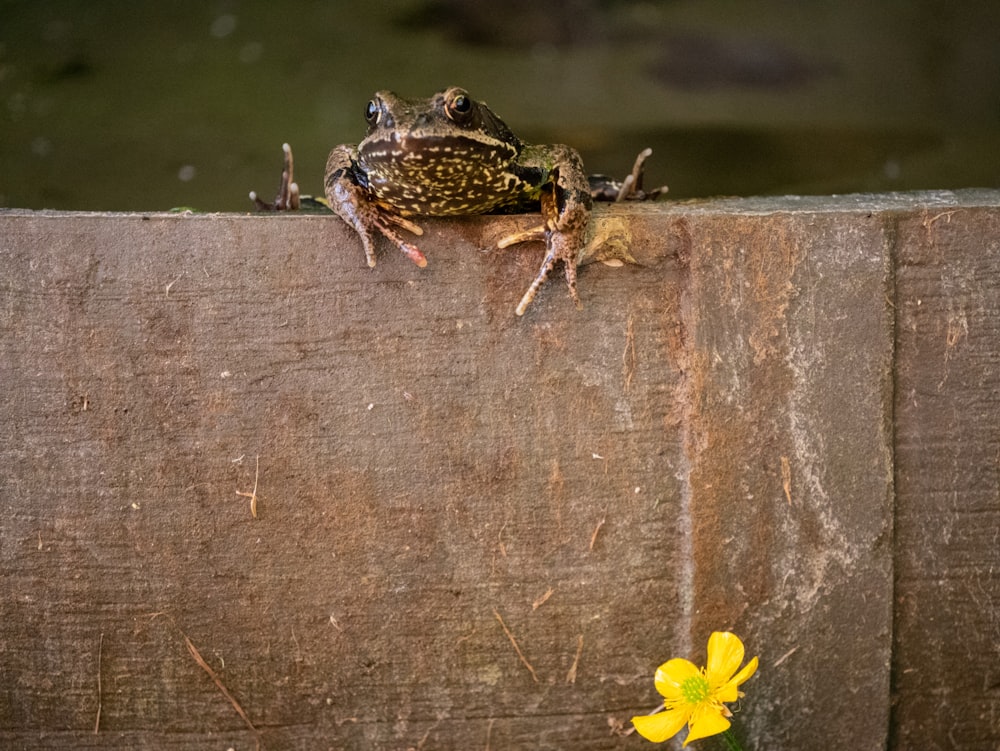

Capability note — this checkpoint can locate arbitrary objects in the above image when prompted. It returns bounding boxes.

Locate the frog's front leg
[324,145,428,268]
[504,145,593,316]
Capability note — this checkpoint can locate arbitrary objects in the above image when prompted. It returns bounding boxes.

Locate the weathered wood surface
[892,203,1000,750]
[0,191,997,750]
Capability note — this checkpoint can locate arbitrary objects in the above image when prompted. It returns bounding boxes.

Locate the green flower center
[681,674,711,704]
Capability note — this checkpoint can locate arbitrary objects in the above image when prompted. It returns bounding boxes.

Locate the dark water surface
[2,1,997,211]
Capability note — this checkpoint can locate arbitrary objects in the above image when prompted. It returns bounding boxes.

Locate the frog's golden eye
[365,99,380,125]
[446,92,472,122]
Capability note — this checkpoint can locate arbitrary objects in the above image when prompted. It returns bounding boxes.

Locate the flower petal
[705,632,745,687]
[732,655,759,686]
[632,708,691,743]
[715,654,759,703]
[683,702,731,746]
[654,658,700,700]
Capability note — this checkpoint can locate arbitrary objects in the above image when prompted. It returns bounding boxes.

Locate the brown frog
[255,87,664,315]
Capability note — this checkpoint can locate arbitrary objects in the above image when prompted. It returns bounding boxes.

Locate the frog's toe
[373,219,428,268]
[400,241,428,268]
[515,247,558,316]
[359,234,378,268]
[381,213,425,237]
[562,258,582,310]
[498,225,546,249]
[514,232,585,316]
[516,246,581,315]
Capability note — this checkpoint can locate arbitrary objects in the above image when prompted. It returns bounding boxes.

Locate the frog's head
[358,87,522,166]
[356,87,542,216]
[363,87,521,148]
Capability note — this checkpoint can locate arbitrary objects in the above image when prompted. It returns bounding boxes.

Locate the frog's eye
[446,92,473,121]
[365,99,380,125]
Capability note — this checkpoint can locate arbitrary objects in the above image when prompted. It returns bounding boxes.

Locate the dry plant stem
[532,587,554,610]
[492,607,539,682]
[589,517,606,550]
[622,313,636,392]
[781,455,792,504]
[93,632,103,734]
[566,634,584,684]
[236,455,260,518]
[184,634,260,747]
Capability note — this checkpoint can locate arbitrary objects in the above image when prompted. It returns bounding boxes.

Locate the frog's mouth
[364,134,519,166]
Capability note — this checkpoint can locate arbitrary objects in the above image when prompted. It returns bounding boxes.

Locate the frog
[253,87,665,315]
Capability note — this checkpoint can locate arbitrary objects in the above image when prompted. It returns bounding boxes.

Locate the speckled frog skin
[323,86,594,315]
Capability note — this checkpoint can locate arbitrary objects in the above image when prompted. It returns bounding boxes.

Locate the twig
[164,273,183,296]
[589,516,606,551]
[484,717,495,751]
[492,608,538,682]
[622,314,636,392]
[773,645,798,667]
[531,587,554,611]
[780,455,792,505]
[496,522,508,558]
[236,454,261,518]
[184,634,260,744]
[566,634,584,684]
[93,632,103,734]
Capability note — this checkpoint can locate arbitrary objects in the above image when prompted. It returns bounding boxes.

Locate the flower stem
[719,729,744,751]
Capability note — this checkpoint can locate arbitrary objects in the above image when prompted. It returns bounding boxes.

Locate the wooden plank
[0,192,993,749]
[892,205,1000,751]
[676,207,896,751]
[0,207,687,751]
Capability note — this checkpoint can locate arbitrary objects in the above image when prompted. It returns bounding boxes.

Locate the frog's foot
[588,148,668,203]
[516,249,579,316]
[500,184,586,315]
[328,177,427,268]
[500,222,581,316]
[615,147,661,202]
[250,143,301,211]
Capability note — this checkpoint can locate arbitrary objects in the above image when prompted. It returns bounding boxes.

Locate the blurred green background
[2,0,998,212]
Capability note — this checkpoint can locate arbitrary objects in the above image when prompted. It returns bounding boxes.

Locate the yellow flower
[632,631,758,746]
